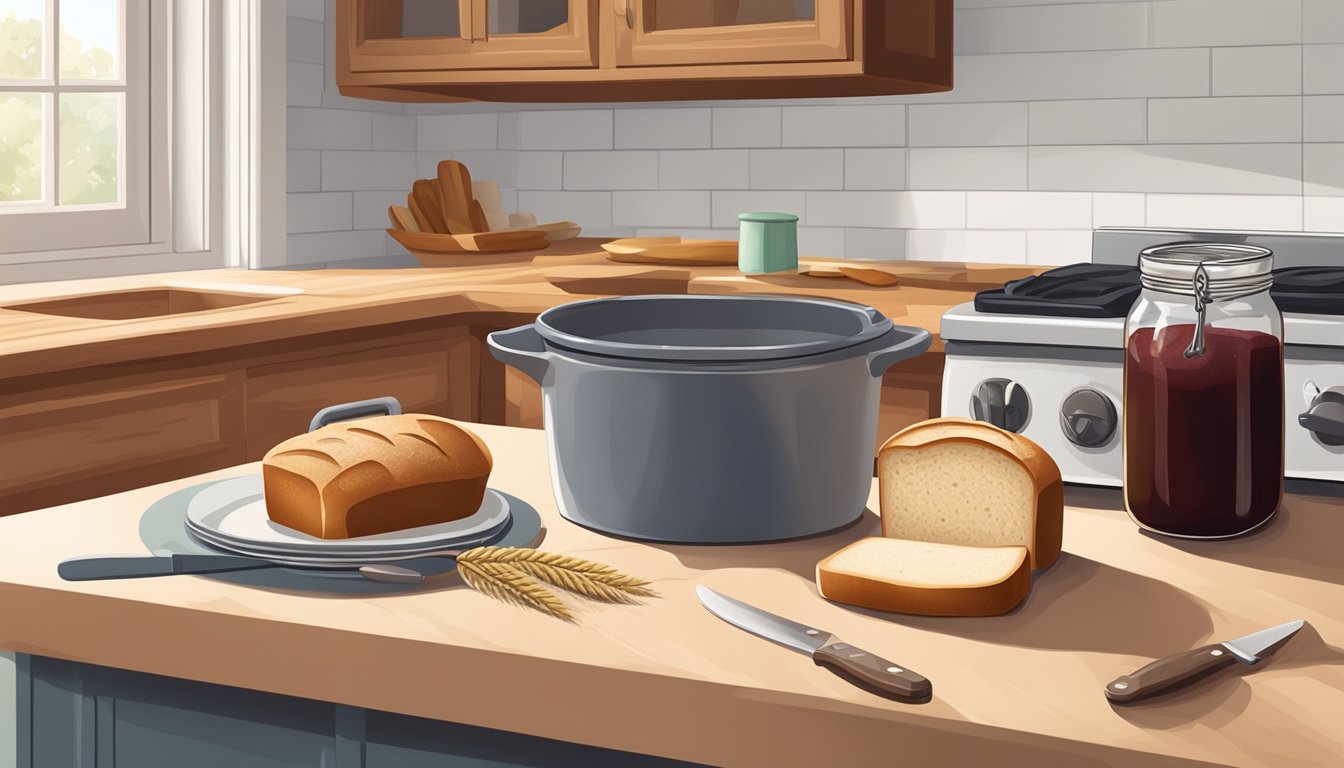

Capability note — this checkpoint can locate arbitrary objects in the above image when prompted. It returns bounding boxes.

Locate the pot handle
[866,328,933,378]
[309,396,403,432]
[487,325,555,385]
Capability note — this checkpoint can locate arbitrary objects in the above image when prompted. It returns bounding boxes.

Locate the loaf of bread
[262,414,493,539]
[817,538,1031,616]
[877,417,1063,570]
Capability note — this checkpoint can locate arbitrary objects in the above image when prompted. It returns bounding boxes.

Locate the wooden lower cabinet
[16,655,700,768]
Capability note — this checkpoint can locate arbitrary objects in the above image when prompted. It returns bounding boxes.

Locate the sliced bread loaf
[817,537,1031,616]
[877,418,1064,570]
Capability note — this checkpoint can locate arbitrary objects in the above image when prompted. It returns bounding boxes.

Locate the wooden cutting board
[544,265,692,295]
[602,238,739,266]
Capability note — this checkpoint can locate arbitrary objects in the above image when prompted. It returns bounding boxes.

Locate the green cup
[737,211,799,274]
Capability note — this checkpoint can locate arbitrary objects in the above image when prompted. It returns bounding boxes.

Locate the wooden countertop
[0,239,1040,380]
[0,423,1339,768]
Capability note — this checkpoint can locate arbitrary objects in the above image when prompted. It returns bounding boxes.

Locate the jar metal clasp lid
[1184,263,1212,358]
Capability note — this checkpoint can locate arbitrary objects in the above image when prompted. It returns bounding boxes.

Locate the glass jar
[1123,243,1284,538]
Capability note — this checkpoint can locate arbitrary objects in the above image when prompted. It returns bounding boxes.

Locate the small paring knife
[1105,620,1306,704]
[58,552,285,581]
[696,585,932,704]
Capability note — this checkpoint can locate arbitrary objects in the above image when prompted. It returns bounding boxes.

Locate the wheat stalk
[459,547,658,600]
[456,558,574,622]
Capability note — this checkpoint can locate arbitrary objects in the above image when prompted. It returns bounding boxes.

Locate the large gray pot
[488,295,931,543]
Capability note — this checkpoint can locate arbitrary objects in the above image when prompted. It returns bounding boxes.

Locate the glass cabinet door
[345,0,597,73]
[617,0,849,67]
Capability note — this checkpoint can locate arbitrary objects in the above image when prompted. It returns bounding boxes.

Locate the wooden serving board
[603,238,739,266]
[544,265,693,295]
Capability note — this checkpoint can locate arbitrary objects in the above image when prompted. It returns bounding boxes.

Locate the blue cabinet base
[14,655,702,768]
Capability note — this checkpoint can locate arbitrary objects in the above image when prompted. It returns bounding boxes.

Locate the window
[0,0,153,255]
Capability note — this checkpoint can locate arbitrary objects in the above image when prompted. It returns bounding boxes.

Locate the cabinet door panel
[245,338,461,460]
[616,0,850,67]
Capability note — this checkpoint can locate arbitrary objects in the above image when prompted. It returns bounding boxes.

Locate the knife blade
[58,553,285,581]
[1105,619,1305,703]
[696,585,931,703]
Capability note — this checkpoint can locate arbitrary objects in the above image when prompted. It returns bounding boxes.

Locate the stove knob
[1060,387,1117,447]
[1299,387,1344,447]
[971,378,1030,433]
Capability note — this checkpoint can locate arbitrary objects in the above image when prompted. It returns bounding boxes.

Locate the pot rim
[535,294,894,364]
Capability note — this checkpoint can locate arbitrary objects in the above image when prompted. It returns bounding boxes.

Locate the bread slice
[262,414,493,539]
[877,418,1063,570]
[817,537,1031,616]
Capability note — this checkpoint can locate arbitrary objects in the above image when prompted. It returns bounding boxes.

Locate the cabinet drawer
[0,371,245,514]
[245,338,468,460]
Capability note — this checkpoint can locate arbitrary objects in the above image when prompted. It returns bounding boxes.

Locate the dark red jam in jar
[1123,244,1284,538]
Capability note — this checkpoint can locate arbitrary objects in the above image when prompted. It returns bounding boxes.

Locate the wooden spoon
[469,199,490,232]
[387,205,420,233]
[412,179,450,234]
[406,192,434,233]
[839,267,901,287]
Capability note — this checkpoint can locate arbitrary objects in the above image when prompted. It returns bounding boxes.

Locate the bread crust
[877,417,1064,570]
[261,414,493,539]
[816,540,1031,617]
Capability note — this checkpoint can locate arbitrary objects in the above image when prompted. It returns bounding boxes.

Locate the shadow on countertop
[842,553,1214,658]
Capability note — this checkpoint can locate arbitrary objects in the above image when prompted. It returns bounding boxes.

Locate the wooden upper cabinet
[615,0,850,68]
[337,0,952,102]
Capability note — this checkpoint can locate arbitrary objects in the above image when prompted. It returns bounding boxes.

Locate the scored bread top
[263,414,493,488]
[877,417,1063,570]
[822,538,1028,589]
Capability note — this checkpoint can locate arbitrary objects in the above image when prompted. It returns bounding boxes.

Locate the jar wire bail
[1183,263,1212,358]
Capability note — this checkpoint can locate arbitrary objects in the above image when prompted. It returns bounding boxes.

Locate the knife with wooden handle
[1105,620,1305,703]
[696,585,931,703]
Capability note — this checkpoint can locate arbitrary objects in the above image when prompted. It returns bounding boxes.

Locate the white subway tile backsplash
[906,230,1027,264]
[415,152,445,182]
[1304,0,1344,44]
[519,110,613,150]
[288,151,321,193]
[613,191,710,227]
[944,49,1209,103]
[497,113,519,150]
[320,151,417,191]
[967,191,1092,230]
[844,149,906,190]
[1148,97,1302,143]
[287,192,351,234]
[954,3,1148,55]
[806,191,966,229]
[1093,193,1146,227]
[1212,46,1302,96]
[1305,45,1344,94]
[662,150,749,190]
[844,228,906,261]
[908,147,1027,191]
[287,230,388,266]
[566,151,658,190]
[286,17,324,64]
[517,191,613,228]
[1305,197,1344,230]
[517,152,563,190]
[418,113,499,151]
[1026,230,1094,266]
[372,114,415,151]
[1151,0,1301,47]
[782,105,905,147]
[352,191,406,230]
[748,149,842,190]
[1305,144,1344,195]
[616,109,711,149]
[635,228,737,242]
[713,108,782,148]
[1305,96,1344,141]
[288,108,371,150]
[711,191,806,228]
[1146,194,1304,231]
[287,62,324,107]
[1030,144,1302,194]
[1029,100,1146,145]
[908,102,1027,147]
[798,227,846,257]
[450,150,518,188]
[287,0,324,22]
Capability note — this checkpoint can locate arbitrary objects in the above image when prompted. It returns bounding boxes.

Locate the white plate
[185,474,511,557]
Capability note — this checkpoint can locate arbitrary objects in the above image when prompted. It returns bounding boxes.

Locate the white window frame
[0,0,286,282]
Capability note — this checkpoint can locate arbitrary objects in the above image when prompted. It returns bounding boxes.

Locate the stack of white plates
[184,474,512,568]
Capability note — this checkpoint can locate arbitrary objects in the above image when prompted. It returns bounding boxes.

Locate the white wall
[283,0,423,269]
[400,0,1344,265]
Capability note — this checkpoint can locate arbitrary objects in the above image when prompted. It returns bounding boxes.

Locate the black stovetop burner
[975,263,1344,318]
